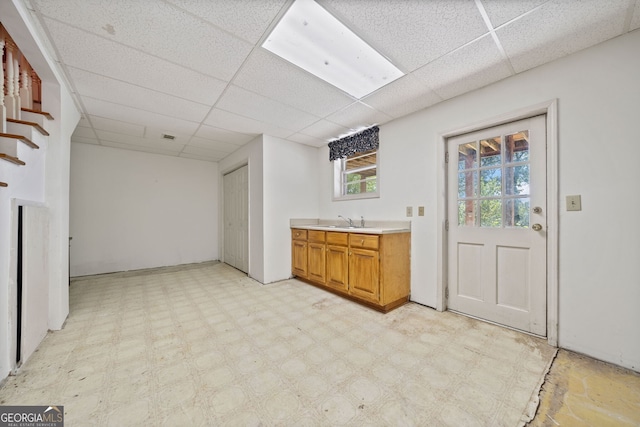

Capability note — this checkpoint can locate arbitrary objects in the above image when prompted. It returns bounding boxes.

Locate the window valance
[328,126,379,161]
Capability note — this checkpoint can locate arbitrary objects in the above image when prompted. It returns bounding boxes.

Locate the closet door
[224,165,248,273]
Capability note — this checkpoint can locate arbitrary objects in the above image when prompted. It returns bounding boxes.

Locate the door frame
[436,99,559,346]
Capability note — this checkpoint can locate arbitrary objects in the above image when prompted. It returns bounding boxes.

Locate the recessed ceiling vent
[162,134,176,140]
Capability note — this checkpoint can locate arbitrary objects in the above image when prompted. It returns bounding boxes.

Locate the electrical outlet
[566,195,582,211]
[418,206,425,216]
[406,206,413,217]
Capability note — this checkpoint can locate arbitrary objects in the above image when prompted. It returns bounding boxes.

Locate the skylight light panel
[262,0,404,98]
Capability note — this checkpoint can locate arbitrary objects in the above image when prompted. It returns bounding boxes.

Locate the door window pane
[505,165,529,195]
[480,199,502,227]
[480,136,501,166]
[458,171,477,198]
[480,168,502,196]
[505,131,529,163]
[505,198,530,228]
[458,142,477,170]
[458,200,477,226]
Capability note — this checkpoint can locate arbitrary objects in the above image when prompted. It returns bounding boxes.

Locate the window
[334,148,379,200]
[457,130,530,228]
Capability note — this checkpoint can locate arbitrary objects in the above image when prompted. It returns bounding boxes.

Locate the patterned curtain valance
[328,126,379,161]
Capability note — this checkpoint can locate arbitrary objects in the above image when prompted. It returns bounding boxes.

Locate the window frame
[332,148,380,201]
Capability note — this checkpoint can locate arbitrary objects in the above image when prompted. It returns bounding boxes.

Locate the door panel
[224,165,248,273]
[447,115,546,335]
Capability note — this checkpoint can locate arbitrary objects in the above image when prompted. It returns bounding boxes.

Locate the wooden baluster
[12,49,20,119]
[5,39,17,119]
[31,71,41,112]
[0,34,6,133]
[20,56,32,110]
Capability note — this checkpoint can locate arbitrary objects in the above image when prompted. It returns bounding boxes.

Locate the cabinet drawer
[349,233,379,250]
[292,229,308,240]
[327,231,348,246]
[308,230,326,243]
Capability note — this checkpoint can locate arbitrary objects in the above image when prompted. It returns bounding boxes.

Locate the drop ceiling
[21,0,640,162]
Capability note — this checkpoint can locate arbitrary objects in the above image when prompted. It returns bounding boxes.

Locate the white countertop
[290,218,411,235]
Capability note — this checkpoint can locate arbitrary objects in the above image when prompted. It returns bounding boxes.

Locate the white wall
[69,144,219,276]
[263,136,319,283]
[316,29,640,371]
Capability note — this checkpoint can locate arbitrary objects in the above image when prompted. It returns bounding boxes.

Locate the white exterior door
[224,165,248,273]
[447,115,547,335]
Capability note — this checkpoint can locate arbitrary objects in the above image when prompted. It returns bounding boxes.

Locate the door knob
[532,223,543,231]
[533,207,542,214]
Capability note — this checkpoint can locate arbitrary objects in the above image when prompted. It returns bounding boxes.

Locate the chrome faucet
[338,215,353,227]
[360,216,365,228]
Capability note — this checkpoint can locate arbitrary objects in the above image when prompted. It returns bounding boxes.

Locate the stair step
[0,132,39,149]
[21,108,54,120]
[0,153,26,165]
[7,118,49,136]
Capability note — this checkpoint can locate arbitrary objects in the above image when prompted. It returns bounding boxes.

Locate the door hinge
[445,151,449,163]
[445,219,449,231]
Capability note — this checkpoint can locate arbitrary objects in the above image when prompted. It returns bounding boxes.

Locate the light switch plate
[566,195,582,211]
[406,206,413,217]
[418,206,425,216]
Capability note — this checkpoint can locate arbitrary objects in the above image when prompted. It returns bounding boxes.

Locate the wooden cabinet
[326,232,349,292]
[291,228,410,312]
[291,229,308,278]
[307,230,326,284]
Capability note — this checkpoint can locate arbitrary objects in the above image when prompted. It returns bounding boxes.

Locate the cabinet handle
[361,239,365,245]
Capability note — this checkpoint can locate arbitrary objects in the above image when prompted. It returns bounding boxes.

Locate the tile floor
[0,262,635,426]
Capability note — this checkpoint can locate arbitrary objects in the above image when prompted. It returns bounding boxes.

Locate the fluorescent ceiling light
[262,0,404,98]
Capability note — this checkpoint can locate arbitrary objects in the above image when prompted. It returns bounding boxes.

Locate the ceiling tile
[362,74,443,118]
[68,68,211,123]
[497,0,629,73]
[165,0,287,44]
[82,97,200,136]
[412,35,513,101]
[325,102,393,129]
[233,49,355,117]
[86,115,145,137]
[298,120,350,141]
[100,140,182,157]
[181,145,229,161]
[193,125,256,146]
[71,137,99,145]
[286,133,329,148]
[188,136,246,153]
[322,0,488,71]
[33,0,253,81]
[179,152,219,162]
[480,0,548,27]
[41,18,227,105]
[204,108,294,139]
[216,85,320,131]
[96,129,184,153]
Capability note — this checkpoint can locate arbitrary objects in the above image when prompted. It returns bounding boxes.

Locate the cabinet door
[326,244,348,291]
[308,242,326,284]
[292,240,308,278]
[349,248,380,303]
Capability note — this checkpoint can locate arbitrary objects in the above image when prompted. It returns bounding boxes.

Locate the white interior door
[21,205,49,364]
[447,115,547,335]
[224,165,248,273]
